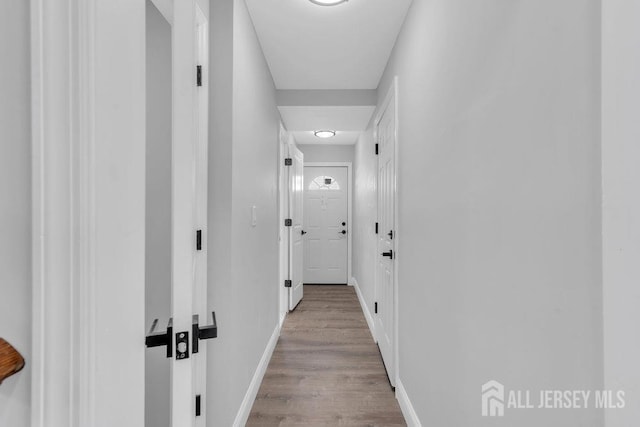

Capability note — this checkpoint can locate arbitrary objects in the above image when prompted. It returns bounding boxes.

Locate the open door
[145,1,213,426]
[288,145,305,310]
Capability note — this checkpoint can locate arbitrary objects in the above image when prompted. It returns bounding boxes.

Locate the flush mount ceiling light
[308,0,349,6]
[314,130,336,139]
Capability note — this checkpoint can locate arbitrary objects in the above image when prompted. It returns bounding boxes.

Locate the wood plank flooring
[247,285,406,427]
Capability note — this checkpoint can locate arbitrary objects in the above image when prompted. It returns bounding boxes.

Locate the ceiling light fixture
[314,130,336,139]
[308,0,349,6]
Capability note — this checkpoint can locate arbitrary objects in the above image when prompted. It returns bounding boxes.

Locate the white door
[375,88,396,386]
[289,146,305,310]
[303,166,349,284]
[145,1,210,426]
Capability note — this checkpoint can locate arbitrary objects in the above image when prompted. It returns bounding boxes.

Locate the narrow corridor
[247,285,405,426]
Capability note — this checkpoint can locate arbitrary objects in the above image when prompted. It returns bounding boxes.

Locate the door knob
[145,318,173,358]
[192,312,218,354]
[387,230,394,239]
[342,222,346,226]
[381,250,393,259]
[340,230,347,235]
[301,230,307,235]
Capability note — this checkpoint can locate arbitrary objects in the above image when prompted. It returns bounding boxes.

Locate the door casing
[31,1,148,425]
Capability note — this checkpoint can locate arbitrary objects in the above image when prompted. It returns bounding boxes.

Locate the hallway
[247,286,405,426]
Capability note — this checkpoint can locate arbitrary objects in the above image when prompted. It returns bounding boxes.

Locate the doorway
[144,1,210,425]
[303,163,353,285]
[374,79,398,387]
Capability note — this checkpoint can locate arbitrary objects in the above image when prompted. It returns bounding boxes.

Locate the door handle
[301,230,307,235]
[192,312,218,354]
[381,250,393,259]
[145,318,173,358]
[340,230,347,235]
[387,230,394,239]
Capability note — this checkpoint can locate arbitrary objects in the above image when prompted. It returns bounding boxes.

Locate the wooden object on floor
[0,338,25,385]
[247,285,406,426]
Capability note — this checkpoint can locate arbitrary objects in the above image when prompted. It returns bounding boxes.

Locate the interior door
[289,146,305,310]
[303,166,349,284]
[375,91,396,386]
[145,1,211,426]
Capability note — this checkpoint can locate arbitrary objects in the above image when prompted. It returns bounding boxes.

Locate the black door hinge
[375,302,378,314]
[285,279,292,288]
[375,222,379,234]
[197,65,202,87]
[375,143,379,155]
[195,395,201,417]
[285,219,292,227]
[284,158,292,166]
[196,230,202,251]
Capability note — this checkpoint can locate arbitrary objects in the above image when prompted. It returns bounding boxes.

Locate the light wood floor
[247,285,406,427]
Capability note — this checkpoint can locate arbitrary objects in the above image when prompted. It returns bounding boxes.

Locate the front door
[303,166,349,284]
[375,87,396,387]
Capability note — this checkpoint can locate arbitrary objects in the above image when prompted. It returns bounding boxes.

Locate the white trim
[232,322,281,427]
[304,161,353,284]
[396,379,422,427]
[31,0,97,425]
[351,277,376,339]
[31,1,146,426]
[194,5,210,426]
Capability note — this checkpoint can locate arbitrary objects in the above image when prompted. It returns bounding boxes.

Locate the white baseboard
[279,311,287,328]
[351,277,376,341]
[232,322,281,427]
[396,378,422,427]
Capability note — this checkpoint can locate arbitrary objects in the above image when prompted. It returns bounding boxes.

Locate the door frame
[303,162,354,285]
[30,1,210,425]
[373,77,399,387]
[193,5,210,426]
[30,0,147,425]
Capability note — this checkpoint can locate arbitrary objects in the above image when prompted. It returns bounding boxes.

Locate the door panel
[289,146,305,310]
[303,166,349,284]
[376,89,396,387]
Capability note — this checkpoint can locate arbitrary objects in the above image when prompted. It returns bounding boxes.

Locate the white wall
[353,129,377,316]
[602,1,640,426]
[355,0,603,425]
[298,144,354,164]
[145,3,172,426]
[207,0,280,424]
[0,0,31,424]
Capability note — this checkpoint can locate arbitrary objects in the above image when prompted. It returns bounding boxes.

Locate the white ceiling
[278,106,376,131]
[245,0,413,90]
